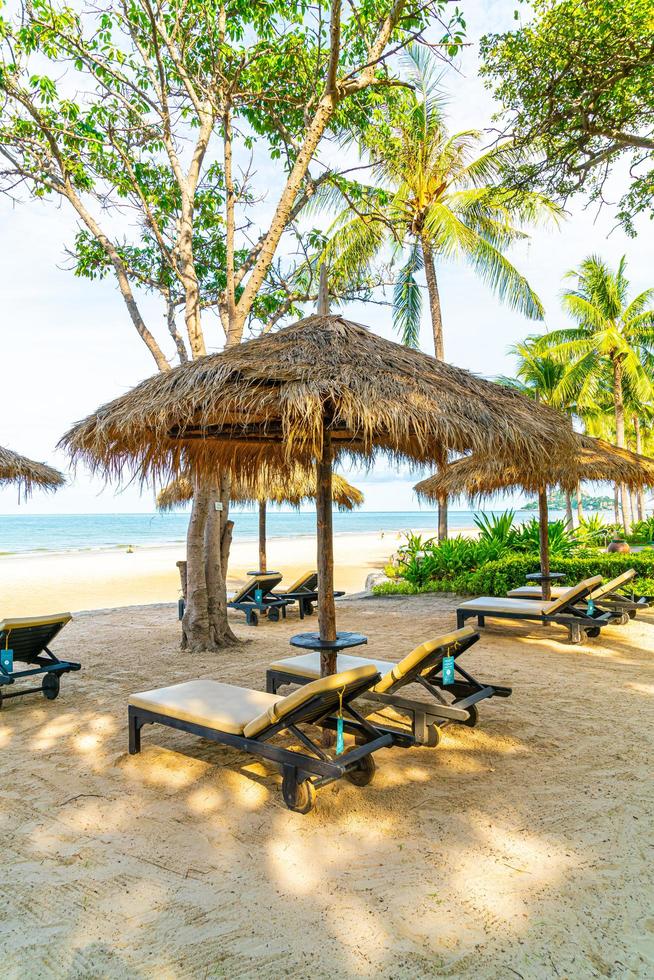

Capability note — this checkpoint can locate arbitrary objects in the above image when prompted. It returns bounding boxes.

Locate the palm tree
[317,47,563,358]
[499,339,577,525]
[537,255,654,531]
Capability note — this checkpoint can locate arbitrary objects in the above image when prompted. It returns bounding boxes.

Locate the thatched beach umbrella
[156,465,364,572]
[61,313,576,669]
[0,445,65,498]
[414,434,654,597]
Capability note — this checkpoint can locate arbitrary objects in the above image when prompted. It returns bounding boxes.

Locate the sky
[1,0,651,515]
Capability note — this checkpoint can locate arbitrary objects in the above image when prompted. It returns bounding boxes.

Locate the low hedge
[371,551,654,598]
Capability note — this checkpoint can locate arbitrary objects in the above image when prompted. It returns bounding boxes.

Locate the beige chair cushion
[459,596,553,615]
[591,568,635,600]
[507,585,568,599]
[280,570,318,594]
[230,573,282,605]
[0,612,72,632]
[373,626,476,693]
[546,576,602,614]
[269,626,476,695]
[129,680,283,736]
[243,664,378,739]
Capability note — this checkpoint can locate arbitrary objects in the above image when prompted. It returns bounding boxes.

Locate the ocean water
[0,509,561,555]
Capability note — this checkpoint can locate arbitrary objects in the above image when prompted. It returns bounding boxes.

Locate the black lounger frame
[128,671,413,811]
[0,618,80,706]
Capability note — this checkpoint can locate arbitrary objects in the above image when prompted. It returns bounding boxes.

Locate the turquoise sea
[0,509,562,555]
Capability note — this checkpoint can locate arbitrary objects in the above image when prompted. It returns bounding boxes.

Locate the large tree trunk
[181,477,210,651]
[421,237,448,539]
[613,358,630,533]
[204,476,238,647]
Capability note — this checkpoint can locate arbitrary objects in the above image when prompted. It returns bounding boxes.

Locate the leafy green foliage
[373,551,654,599]
[480,0,654,231]
[576,515,622,547]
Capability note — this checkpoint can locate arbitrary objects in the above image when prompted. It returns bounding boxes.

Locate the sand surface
[0,530,401,617]
[1,596,653,978]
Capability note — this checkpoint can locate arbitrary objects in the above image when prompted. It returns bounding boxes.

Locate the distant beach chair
[272,570,345,619]
[266,626,511,746]
[128,665,412,813]
[228,572,292,626]
[0,613,80,706]
[456,576,628,644]
[507,568,652,620]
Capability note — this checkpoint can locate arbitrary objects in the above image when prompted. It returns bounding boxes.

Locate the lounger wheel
[268,608,280,623]
[345,754,376,787]
[282,772,316,814]
[628,609,637,620]
[585,627,601,638]
[247,611,259,627]
[304,602,314,616]
[42,673,60,700]
[424,723,441,747]
[462,704,479,728]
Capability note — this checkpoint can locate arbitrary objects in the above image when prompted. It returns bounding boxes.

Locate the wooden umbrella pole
[316,420,337,674]
[538,486,551,601]
[258,500,267,572]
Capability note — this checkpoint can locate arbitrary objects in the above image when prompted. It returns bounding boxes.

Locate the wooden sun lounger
[456,576,628,644]
[128,665,412,813]
[228,572,292,626]
[266,627,511,746]
[507,569,653,619]
[0,613,80,706]
[272,570,345,619]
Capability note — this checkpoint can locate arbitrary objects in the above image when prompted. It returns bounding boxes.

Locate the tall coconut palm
[316,46,563,358]
[537,255,654,531]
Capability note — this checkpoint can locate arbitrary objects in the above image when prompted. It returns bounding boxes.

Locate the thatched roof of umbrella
[156,466,364,512]
[60,315,576,482]
[414,435,654,502]
[0,445,65,496]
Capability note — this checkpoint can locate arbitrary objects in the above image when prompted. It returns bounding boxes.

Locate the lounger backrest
[283,570,318,594]
[231,573,283,605]
[372,626,478,694]
[546,576,603,614]
[243,664,378,739]
[0,613,71,663]
[591,568,636,600]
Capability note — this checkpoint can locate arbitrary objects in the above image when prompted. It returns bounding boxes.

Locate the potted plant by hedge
[608,534,630,554]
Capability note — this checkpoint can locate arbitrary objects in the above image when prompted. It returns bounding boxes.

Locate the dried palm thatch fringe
[156,466,363,512]
[0,445,65,497]
[414,435,654,502]
[60,315,576,481]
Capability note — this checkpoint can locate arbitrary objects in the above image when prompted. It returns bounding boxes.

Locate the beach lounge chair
[456,576,628,644]
[128,665,412,813]
[507,569,653,620]
[228,572,292,626]
[0,613,80,706]
[266,627,512,746]
[272,570,345,619]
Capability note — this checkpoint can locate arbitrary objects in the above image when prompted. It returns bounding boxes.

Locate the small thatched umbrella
[156,465,364,572]
[0,445,65,498]
[61,314,576,669]
[414,434,654,598]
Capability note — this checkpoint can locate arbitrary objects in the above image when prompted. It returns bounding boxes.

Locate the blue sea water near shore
[0,509,567,556]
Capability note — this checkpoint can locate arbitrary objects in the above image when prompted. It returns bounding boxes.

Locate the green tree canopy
[480,0,654,232]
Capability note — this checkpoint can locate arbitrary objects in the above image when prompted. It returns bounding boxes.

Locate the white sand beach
[1,594,652,977]
[0,530,405,617]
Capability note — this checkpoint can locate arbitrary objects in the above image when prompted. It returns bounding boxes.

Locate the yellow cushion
[546,576,603,614]
[591,569,635,600]
[507,585,567,599]
[0,612,72,633]
[230,573,282,605]
[129,680,282,735]
[459,596,553,615]
[373,626,476,693]
[280,570,318,594]
[270,651,394,681]
[243,664,378,739]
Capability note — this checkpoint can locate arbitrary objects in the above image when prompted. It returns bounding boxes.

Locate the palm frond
[393,243,423,348]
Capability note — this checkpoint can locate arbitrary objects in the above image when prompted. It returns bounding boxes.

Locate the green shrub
[372,550,654,598]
